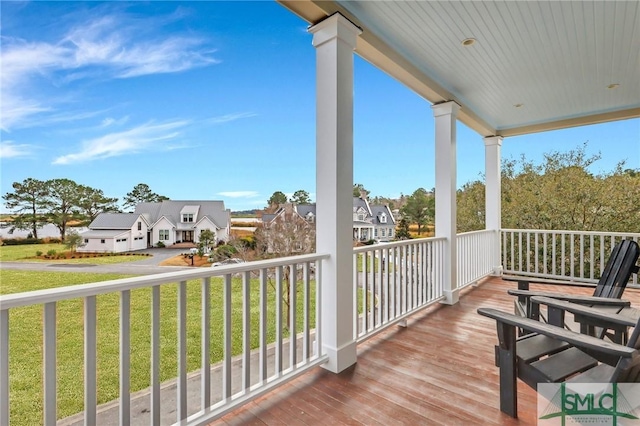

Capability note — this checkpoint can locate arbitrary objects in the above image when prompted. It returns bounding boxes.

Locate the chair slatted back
[594,240,640,299]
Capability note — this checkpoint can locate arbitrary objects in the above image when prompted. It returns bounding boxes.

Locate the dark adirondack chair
[506,239,640,326]
[478,305,640,418]
[502,240,639,365]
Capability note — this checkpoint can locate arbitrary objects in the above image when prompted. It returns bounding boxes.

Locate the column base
[321,340,357,373]
[440,289,460,305]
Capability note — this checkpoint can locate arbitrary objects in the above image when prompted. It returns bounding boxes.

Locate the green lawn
[1,270,316,425]
[0,243,149,263]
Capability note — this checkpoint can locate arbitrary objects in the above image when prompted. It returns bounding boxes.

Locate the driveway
[0,248,195,275]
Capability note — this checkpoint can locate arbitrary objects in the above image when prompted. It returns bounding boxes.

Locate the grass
[1,270,317,425]
[0,243,149,264]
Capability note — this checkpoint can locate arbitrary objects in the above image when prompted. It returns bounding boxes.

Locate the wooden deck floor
[211,277,640,425]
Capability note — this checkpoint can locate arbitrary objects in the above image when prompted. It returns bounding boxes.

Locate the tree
[77,185,119,225]
[254,205,316,330]
[64,231,85,252]
[123,183,168,211]
[353,183,369,198]
[456,143,640,233]
[198,229,216,256]
[456,181,486,233]
[2,178,49,239]
[266,191,287,212]
[401,188,434,235]
[396,218,411,240]
[290,189,311,204]
[43,178,82,242]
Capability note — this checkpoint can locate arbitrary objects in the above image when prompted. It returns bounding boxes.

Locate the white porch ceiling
[279,0,640,137]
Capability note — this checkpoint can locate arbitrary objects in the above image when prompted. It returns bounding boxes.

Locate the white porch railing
[501,229,640,285]
[0,254,328,426]
[353,237,447,342]
[456,229,499,290]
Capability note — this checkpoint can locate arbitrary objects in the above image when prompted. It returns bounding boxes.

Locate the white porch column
[310,13,361,373]
[484,136,503,274]
[432,101,461,305]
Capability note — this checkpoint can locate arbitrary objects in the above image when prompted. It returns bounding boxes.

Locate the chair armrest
[507,289,631,307]
[477,307,636,359]
[502,274,596,289]
[530,296,638,327]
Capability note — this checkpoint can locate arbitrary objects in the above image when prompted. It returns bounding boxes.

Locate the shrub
[156,241,165,248]
[2,238,43,245]
[35,250,43,257]
[215,244,237,260]
[46,249,57,257]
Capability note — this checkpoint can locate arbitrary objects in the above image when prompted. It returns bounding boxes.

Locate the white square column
[310,13,361,373]
[484,136,503,274]
[432,101,461,305]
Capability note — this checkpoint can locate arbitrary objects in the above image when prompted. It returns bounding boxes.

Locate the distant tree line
[457,144,640,233]
[3,181,167,241]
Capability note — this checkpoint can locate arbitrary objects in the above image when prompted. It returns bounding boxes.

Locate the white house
[80,213,149,253]
[79,200,231,253]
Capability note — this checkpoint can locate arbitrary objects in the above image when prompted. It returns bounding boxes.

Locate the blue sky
[1,1,638,212]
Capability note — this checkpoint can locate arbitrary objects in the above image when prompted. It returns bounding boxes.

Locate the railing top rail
[0,252,330,310]
[500,229,640,238]
[352,236,446,253]
[457,229,498,238]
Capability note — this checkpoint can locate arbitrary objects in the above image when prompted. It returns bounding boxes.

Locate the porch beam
[310,12,361,373]
[484,136,503,274]
[432,101,461,304]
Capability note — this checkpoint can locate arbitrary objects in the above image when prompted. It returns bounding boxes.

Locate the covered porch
[0,1,638,425]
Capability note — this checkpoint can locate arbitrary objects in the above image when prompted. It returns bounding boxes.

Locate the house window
[374,229,378,237]
[294,242,303,251]
[84,239,89,243]
[389,228,394,237]
[358,214,365,221]
[182,213,194,223]
[381,229,386,237]
[138,222,142,231]
[379,213,387,224]
[159,230,169,240]
[101,239,105,244]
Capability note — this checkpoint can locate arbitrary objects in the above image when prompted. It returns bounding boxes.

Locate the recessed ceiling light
[461,38,476,46]
[607,83,620,89]
[514,103,524,108]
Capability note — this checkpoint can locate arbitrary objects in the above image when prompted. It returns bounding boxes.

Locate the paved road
[0,248,195,275]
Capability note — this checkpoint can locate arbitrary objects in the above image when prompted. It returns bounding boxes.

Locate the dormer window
[306,212,315,223]
[379,213,387,224]
[357,214,365,221]
[180,205,199,223]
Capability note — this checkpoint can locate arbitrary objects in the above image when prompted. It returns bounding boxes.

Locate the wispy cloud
[101,116,130,128]
[1,7,219,131]
[52,120,189,165]
[209,112,257,125]
[0,141,34,159]
[217,191,260,198]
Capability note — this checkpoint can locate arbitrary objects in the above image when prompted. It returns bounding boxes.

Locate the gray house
[79,200,230,253]
[351,197,396,242]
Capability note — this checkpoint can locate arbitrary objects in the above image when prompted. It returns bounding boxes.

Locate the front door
[182,231,194,242]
